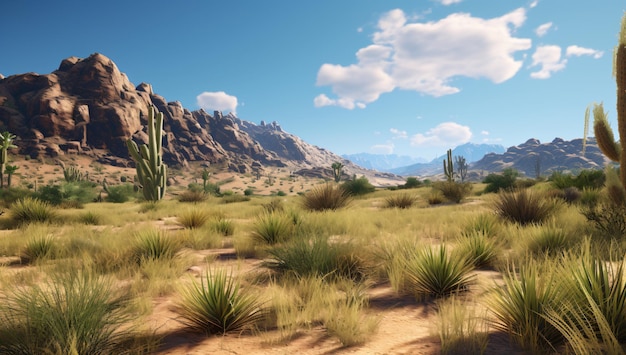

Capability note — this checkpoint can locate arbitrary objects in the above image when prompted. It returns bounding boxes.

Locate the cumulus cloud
[390,128,408,139]
[566,45,604,59]
[436,0,463,5]
[315,7,531,109]
[197,91,238,113]
[530,45,567,79]
[410,122,472,147]
[370,142,395,154]
[535,22,552,37]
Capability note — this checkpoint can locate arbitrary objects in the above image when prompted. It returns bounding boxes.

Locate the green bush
[550,169,605,190]
[493,189,561,225]
[9,197,57,226]
[243,188,254,196]
[177,268,264,335]
[402,177,422,189]
[0,187,32,207]
[211,217,235,236]
[178,190,208,203]
[221,194,251,204]
[105,184,136,203]
[341,176,375,196]
[483,168,519,193]
[35,182,97,206]
[302,183,351,211]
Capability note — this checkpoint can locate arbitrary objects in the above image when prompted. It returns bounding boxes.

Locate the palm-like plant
[4,164,18,188]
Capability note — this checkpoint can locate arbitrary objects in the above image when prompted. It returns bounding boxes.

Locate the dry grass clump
[493,188,561,225]
[131,229,181,264]
[301,183,351,211]
[384,193,418,209]
[454,231,501,269]
[435,297,489,354]
[177,207,211,229]
[251,212,295,245]
[9,197,58,227]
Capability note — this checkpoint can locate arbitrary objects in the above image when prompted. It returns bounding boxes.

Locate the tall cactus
[0,132,17,189]
[584,13,626,191]
[126,106,167,201]
[443,149,455,182]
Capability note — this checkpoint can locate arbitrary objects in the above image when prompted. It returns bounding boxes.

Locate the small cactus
[443,149,455,182]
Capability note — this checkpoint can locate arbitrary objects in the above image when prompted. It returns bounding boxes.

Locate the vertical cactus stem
[593,103,620,162]
[617,15,626,189]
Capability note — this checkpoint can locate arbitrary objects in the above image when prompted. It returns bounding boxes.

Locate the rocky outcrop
[472,137,609,176]
[0,53,398,180]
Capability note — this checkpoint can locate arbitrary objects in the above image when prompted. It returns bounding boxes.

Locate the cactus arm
[593,103,621,162]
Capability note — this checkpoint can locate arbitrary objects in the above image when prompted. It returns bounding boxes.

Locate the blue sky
[1,1,624,160]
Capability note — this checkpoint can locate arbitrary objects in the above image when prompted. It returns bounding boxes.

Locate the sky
[1,0,624,161]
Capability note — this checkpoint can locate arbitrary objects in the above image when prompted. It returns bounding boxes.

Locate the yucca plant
[302,183,351,211]
[132,229,180,263]
[177,208,211,229]
[251,212,294,245]
[177,268,264,335]
[0,270,143,354]
[405,245,475,300]
[488,264,565,353]
[493,188,561,225]
[384,193,418,209]
[462,213,501,238]
[210,217,235,236]
[9,197,57,226]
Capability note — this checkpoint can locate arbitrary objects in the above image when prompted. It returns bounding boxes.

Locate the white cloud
[390,128,408,139]
[529,0,539,8]
[530,45,566,79]
[410,122,472,147]
[370,142,395,154]
[436,0,463,5]
[481,130,489,135]
[535,22,552,37]
[566,45,604,59]
[196,91,238,113]
[315,8,531,108]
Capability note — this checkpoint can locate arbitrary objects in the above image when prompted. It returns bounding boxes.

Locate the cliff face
[0,53,389,179]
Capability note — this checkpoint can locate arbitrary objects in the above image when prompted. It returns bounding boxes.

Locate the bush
[265,235,365,281]
[341,177,375,196]
[454,231,500,269]
[0,270,144,354]
[177,268,264,335]
[221,194,250,204]
[493,189,561,225]
[105,184,136,203]
[244,188,254,196]
[35,182,97,206]
[0,187,32,208]
[211,217,235,236]
[177,208,211,229]
[402,177,422,189]
[432,181,472,203]
[561,186,582,204]
[9,197,57,226]
[132,229,181,263]
[550,169,605,190]
[427,190,445,205]
[251,212,294,245]
[21,234,56,263]
[262,198,284,214]
[483,168,519,193]
[581,202,626,239]
[302,183,351,211]
[405,245,474,300]
[178,190,208,203]
[385,193,417,209]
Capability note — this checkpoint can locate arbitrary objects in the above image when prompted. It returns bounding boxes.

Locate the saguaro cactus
[584,13,626,190]
[126,106,167,201]
[331,162,343,183]
[0,132,17,189]
[443,149,455,182]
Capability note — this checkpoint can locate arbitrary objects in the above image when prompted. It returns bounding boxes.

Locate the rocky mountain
[471,137,609,177]
[390,143,506,176]
[0,53,401,183]
[341,153,427,172]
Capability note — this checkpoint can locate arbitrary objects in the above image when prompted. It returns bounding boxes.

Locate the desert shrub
[21,234,56,263]
[527,226,572,256]
[462,213,500,238]
[562,186,582,204]
[436,297,489,355]
[177,208,211,229]
[493,188,561,225]
[405,245,474,300]
[454,231,500,269]
[262,198,285,214]
[0,270,146,354]
[514,178,537,189]
[581,202,626,239]
[33,184,63,205]
[178,190,208,203]
[78,211,101,225]
[244,188,254,196]
[251,212,294,245]
[432,181,472,203]
[265,235,365,281]
[580,187,602,207]
[483,168,519,193]
[302,183,351,211]
[132,229,181,263]
[188,182,221,196]
[210,217,235,236]
[489,265,565,352]
[550,169,605,190]
[0,187,32,208]
[9,197,57,226]
[221,194,250,204]
[35,182,97,206]
[427,190,445,205]
[276,190,287,197]
[177,268,264,335]
[402,177,422,189]
[341,176,375,196]
[105,184,136,203]
[385,193,418,209]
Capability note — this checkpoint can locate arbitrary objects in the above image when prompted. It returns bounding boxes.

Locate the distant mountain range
[340,153,428,171]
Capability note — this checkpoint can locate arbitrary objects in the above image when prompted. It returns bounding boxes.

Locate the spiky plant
[0,131,17,189]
